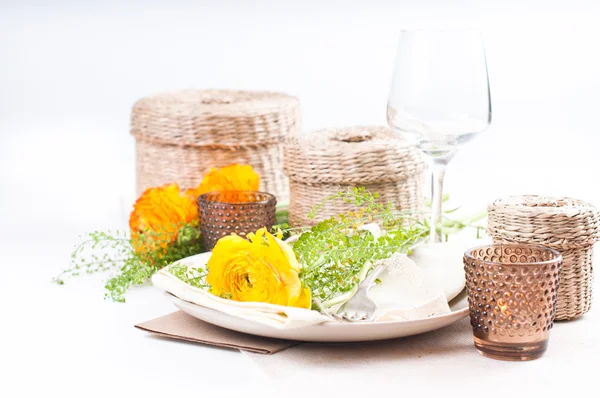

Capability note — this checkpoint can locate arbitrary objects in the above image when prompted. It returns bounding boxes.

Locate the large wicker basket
[487,195,600,321]
[284,126,426,226]
[130,89,301,201]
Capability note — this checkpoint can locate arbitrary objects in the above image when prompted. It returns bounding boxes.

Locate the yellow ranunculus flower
[185,164,260,202]
[206,228,311,309]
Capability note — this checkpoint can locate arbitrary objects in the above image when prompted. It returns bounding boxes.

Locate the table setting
[48,28,599,363]
[3,17,600,397]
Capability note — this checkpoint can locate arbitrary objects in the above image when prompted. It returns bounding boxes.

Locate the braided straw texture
[131,89,301,201]
[487,195,600,321]
[284,126,426,226]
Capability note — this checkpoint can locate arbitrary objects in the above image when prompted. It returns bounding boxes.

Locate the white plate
[156,241,472,342]
[170,291,468,342]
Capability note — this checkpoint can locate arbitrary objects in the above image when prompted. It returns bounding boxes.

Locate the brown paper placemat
[135,310,299,354]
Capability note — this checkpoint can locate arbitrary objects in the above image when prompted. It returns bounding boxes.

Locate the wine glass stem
[430,161,447,243]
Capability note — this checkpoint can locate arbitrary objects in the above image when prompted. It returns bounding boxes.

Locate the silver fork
[333,262,387,322]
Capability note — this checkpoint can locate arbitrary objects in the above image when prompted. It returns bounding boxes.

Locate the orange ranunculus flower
[185,164,260,202]
[129,184,198,254]
[206,228,311,309]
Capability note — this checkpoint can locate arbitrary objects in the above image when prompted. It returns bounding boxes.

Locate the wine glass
[387,29,491,242]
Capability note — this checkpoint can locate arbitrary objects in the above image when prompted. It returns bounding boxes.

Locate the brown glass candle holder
[198,191,277,251]
[463,244,562,361]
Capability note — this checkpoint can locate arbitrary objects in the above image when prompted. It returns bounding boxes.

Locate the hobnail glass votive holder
[198,191,277,251]
[463,244,562,361]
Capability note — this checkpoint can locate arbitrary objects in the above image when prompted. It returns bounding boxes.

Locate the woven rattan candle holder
[487,195,600,321]
[284,126,426,226]
[130,89,301,201]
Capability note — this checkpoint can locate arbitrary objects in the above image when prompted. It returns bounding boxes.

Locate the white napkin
[151,240,465,329]
[152,262,329,329]
[369,253,450,321]
[411,240,471,301]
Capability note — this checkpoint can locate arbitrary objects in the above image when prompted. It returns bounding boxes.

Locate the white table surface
[2,1,600,397]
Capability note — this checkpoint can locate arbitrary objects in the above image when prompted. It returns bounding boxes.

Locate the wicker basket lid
[284,126,425,185]
[487,195,600,248]
[131,89,300,147]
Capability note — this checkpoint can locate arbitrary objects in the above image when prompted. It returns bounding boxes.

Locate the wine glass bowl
[387,29,491,241]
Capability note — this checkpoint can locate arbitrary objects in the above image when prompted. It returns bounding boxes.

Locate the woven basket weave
[284,126,426,226]
[130,89,301,201]
[487,195,600,321]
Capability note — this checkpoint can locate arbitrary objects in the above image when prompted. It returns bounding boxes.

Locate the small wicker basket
[487,195,600,321]
[130,89,301,201]
[284,126,426,226]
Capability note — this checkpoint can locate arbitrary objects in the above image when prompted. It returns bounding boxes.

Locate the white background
[1,0,599,397]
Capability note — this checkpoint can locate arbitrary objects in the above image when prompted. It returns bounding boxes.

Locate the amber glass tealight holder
[463,244,562,361]
[198,191,277,251]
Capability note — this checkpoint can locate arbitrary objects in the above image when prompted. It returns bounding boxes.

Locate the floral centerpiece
[57,163,484,310]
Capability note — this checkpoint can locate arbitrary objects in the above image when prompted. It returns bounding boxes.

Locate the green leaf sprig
[292,187,429,308]
[54,222,204,302]
[167,261,210,290]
